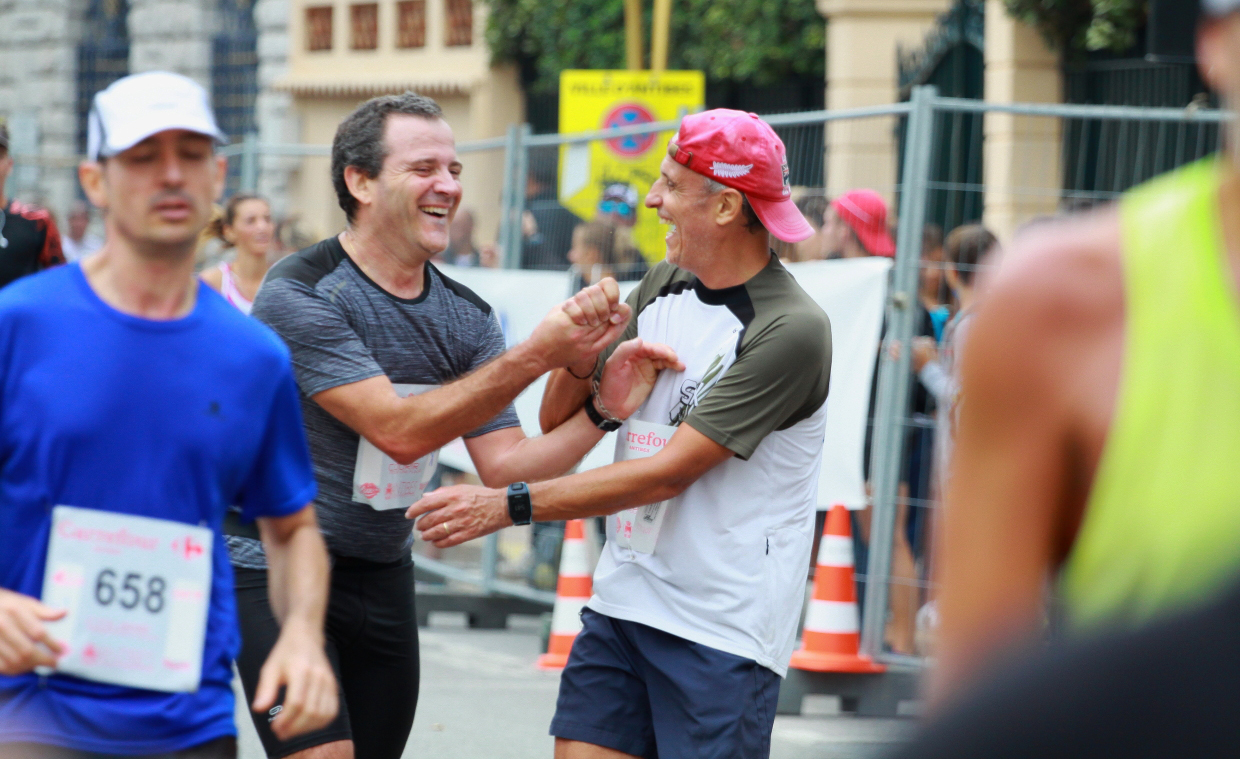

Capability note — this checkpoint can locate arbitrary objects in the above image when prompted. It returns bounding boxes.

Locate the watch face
[508,484,533,525]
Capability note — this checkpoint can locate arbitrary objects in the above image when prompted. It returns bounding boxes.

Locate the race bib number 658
[40,505,213,693]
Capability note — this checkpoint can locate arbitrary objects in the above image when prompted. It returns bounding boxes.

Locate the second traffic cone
[537,519,592,670]
[790,504,885,673]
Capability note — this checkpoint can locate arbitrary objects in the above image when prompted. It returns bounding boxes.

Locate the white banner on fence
[435,257,888,511]
[787,258,890,510]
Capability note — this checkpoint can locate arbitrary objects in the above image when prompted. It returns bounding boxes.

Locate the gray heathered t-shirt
[226,236,519,568]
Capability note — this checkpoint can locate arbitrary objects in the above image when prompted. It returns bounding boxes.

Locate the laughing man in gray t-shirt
[228,93,681,759]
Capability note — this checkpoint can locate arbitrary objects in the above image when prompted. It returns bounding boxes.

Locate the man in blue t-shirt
[0,72,337,757]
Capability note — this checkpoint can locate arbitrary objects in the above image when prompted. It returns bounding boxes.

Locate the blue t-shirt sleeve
[237,363,318,521]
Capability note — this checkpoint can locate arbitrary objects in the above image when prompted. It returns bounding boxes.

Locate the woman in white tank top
[200,194,274,315]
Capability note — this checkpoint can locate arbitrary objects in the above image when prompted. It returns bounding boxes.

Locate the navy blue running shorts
[550,608,782,759]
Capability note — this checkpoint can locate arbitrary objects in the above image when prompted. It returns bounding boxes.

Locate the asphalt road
[234,613,914,759]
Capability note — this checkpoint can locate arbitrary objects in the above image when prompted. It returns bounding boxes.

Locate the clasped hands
[406,278,683,547]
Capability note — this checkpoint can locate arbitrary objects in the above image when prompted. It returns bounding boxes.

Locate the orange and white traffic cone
[537,519,592,670]
[790,504,885,673]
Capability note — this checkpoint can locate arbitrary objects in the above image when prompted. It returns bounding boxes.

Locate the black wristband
[584,395,622,432]
[507,482,533,526]
[565,363,593,380]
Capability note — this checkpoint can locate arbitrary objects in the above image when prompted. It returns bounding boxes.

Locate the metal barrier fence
[475,89,1228,662]
[8,89,1230,656]
[874,91,1228,667]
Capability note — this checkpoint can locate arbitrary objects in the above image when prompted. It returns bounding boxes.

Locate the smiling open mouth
[420,207,449,217]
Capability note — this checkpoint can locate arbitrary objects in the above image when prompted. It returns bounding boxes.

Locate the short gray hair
[702,178,766,235]
[332,92,444,223]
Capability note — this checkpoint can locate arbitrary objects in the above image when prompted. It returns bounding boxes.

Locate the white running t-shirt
[588,256,832,675]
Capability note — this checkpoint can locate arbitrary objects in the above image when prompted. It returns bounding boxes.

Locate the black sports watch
[507,482,533,525]
[584,395,623,432]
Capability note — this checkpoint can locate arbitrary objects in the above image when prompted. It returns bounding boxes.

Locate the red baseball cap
[831,190,896,257]
[669,109,814,243]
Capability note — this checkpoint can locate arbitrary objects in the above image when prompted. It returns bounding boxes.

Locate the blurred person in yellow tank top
[931,3,1240,709]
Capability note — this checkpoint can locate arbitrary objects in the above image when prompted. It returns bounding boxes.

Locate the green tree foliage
[1003,0,1146,55]
[484,0,825,94]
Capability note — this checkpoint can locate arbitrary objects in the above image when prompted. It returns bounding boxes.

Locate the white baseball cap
[87,71,228,161]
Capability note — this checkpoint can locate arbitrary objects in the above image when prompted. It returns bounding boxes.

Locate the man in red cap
[408,109,833,759]
[823,188,896,258]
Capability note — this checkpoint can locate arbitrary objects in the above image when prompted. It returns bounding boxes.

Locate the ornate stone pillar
[817,0,950,206]
[982,0,1062,242]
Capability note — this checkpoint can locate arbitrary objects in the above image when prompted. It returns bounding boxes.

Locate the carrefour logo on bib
[627,430,669,449]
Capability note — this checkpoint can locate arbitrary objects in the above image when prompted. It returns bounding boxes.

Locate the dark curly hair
[331,92,444,223]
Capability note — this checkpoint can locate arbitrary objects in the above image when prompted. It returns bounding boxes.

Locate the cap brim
[857,227,896,257]
[748,196,816,243]
[102,122,229,159]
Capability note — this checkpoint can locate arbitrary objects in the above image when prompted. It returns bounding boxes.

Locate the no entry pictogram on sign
[602,103,657,157]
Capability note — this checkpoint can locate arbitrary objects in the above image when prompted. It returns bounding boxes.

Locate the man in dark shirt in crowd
[0,122,64,288]
[521,158,580,270]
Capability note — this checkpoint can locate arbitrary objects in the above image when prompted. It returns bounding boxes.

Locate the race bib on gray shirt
[234,237,519,566]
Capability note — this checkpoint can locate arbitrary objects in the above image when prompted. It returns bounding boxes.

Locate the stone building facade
[0,0,296,225]
[0,0,520,247]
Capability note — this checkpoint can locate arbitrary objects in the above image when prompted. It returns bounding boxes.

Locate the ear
[79,161,108,210]
[714,187,745,227]
[212,154,227,202]
[344,165,376,213]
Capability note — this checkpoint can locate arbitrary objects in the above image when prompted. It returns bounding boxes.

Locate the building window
[351,3,378,50]
[306,6,333,50]
[445,0,471,46]
[396,0,425,48]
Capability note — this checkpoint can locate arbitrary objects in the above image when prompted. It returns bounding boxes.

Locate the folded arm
[315,288,629,465]
[465,338,683,488]
[540,278,634,434]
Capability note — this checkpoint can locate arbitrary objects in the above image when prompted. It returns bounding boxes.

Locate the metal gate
[76,0,130,155]
[898,0,985,233]
[212,0,260,194]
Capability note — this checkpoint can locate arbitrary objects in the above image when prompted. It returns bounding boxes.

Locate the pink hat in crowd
[831,190,896,257]
[669,109,815,243]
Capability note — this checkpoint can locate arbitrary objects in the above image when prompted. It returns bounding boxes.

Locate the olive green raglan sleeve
[685,307,832,460]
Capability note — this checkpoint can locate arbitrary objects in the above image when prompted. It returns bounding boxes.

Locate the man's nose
[157,150,185,186]
[433,169,461,195]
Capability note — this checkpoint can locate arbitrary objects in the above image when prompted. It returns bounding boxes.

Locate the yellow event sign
[558,70,705,262]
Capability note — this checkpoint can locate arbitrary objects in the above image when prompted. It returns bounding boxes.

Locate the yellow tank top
[1063,158,1240,628]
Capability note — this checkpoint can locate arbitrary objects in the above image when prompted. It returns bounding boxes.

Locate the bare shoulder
[979,208,1121,347]
[200,265,224,292]
[964,207,1123,407]
[992,207,1122,327]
